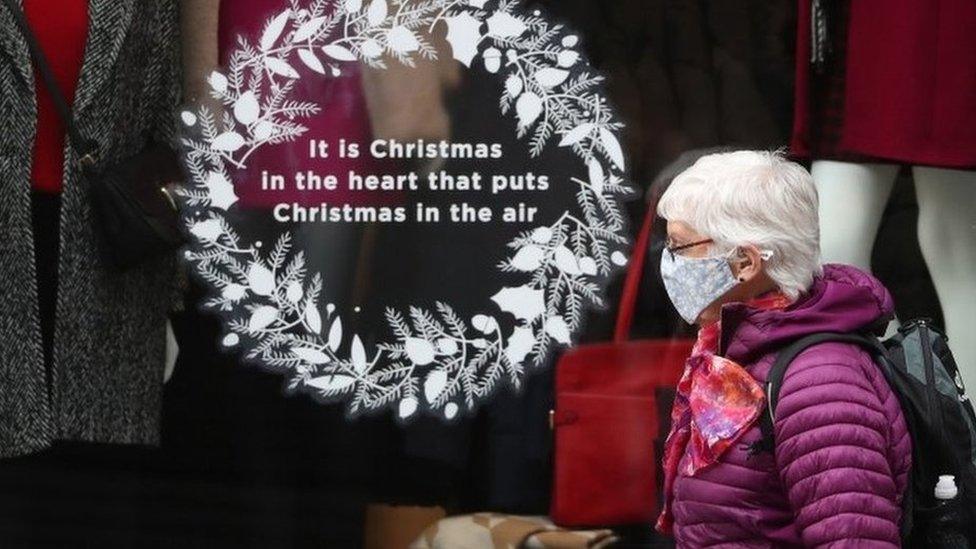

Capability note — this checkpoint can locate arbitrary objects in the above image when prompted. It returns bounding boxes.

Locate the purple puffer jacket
[670,264,912,547]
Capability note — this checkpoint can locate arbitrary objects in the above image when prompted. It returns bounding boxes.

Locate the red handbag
[549,205,693,527]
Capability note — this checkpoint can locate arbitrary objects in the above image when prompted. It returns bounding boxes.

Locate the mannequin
[793,0,976,389]
[814,160,976,389]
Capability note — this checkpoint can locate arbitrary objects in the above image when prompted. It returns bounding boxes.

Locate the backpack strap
[751,332,886,454]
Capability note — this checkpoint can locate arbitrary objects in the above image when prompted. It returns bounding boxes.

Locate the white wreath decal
[178,0,631,420]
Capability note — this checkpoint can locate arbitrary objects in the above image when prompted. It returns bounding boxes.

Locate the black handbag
[2,0,185,270]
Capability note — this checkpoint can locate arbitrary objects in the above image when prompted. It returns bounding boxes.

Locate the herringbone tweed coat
[0,0,181,458]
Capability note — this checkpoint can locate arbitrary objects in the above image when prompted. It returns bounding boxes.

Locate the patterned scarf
[656,291,792,534]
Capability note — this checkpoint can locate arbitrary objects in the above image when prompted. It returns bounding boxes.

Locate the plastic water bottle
[926,475,969,548]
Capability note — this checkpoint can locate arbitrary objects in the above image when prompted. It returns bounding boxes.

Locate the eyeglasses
[665,238,714,260]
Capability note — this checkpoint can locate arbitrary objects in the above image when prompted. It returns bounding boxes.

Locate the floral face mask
[660,243,773,324]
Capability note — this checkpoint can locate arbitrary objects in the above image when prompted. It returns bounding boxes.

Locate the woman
[0,0,182,459]
[655,151,912,547]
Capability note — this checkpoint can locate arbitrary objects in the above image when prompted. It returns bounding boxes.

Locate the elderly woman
[655,151,912,547]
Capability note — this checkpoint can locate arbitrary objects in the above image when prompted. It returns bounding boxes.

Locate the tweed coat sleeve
[773,342,912,548]
[144,0,185,310]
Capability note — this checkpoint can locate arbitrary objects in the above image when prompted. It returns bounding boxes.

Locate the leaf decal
[405,337,436,366]
[247,262,276,296]
[531,227,553,244]
[208,71,228,93]
[211,132,245,152]
[304,303,322,334]
[345,0,363,13]
[292,16,327,42]
[534,68,569,88]
[510,245,544,271]
[351,335,368,373]
[204,171,238,210]
[505,74,523,98]
[588,159,605,195]
[260,9,291,51]
[360,39,383,59]
[286,281,303,303]
[554,246,581,275]
[437,338,458,355]
[445,13,482,67]
[222,284,247,301]
[292,347,331,364]
[557,50,579,68]
[545,315,571,344]
[367,0,387,26]
[264,57,299,78]
[491,286,545,321]
[328,317,343,351]
[579,257,598,276]
[424,369,447,402]
[599,128,625,170]
[322,44,357,62]
[181,111,197,126]
[252,121,275,140]
[306,375,355,392]
[233,91,260,125]
[505,326,535,364]
[387,27,419,54]
[559,123,595,147]
[515,93,543,128]
[248,306,279,331]
[444,402,459,420]
[190,220,222,242]
[298,49,325,73]
[398,397,418,419]
[486,12,526,38]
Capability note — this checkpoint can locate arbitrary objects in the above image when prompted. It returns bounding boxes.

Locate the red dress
[791,0,976,169]
[24,0,89,193]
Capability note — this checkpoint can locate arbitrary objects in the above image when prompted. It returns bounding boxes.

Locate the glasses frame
[665,238,714,260]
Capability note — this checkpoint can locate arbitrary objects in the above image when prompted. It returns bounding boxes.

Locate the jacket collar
[0,0,33,88]
[0,0,136,117]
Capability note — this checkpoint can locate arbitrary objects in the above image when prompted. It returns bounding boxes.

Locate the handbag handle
[1,0,98,166]
[612,190,661,343]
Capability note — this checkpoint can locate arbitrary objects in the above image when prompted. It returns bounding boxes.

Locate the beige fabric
[365,504,447,549]
[180,0,221,102]
[411,513,618,549]
[360,26,461,144]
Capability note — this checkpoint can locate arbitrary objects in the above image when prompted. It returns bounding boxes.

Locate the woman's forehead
[666,220,705,240]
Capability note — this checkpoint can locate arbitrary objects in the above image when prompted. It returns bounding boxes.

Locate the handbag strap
[1,0,97,166]
[612,190,661,343]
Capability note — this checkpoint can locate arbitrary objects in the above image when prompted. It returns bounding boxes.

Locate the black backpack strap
[749,332,885,455]
[0,0,98,165]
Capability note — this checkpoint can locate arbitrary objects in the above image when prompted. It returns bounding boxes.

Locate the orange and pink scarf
[656,292,792,534]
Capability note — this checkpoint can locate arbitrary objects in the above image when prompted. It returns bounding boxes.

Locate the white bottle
[928,475,969,548]
[935,475,959,500]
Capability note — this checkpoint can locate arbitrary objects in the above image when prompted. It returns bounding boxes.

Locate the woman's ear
[731,245,764,282]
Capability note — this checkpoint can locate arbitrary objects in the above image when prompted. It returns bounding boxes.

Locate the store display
[793,0,976,390]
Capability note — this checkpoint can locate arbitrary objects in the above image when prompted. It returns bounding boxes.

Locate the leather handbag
[2,0,185,270]
[549,203,694,527]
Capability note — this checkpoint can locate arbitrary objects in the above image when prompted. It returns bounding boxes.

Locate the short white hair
[657,150,822,299]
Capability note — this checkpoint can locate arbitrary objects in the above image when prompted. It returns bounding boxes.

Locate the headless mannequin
[813,160,976,389]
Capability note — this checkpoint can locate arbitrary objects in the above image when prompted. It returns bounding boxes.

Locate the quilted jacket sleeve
[773,343,907,548]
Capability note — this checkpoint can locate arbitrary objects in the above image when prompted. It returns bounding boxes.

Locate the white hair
[657,150,823,299]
